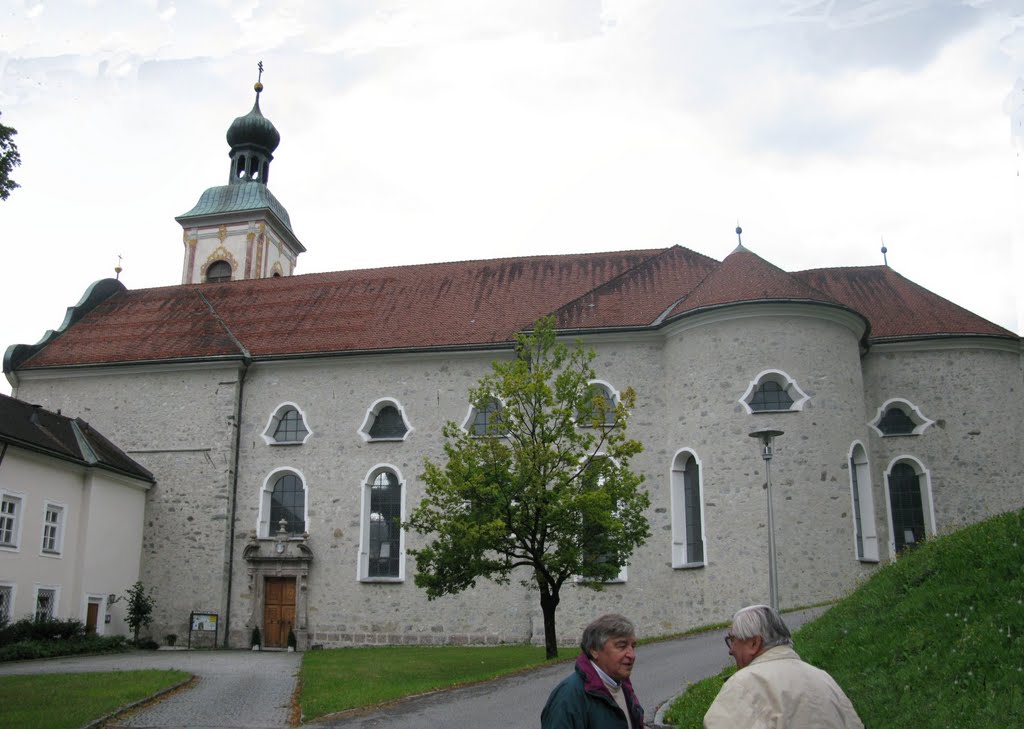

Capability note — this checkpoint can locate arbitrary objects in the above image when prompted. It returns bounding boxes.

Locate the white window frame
[261,402,313,446]
[357,397,414,442]
[256,468,308,538]
[739,369,809,414]
[869,398,935,437]
[848,442,879,562]
[357,464,406,583]
[34,585,60,621]
[576,380,620,428]
[670,449,706,569]
[0,582,15,625]
[461,396,508,437]
[882,455,937,558]
[40,501,66,557]
[0,491,24,551]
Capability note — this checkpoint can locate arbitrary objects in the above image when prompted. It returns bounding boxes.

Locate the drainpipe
[223,356,251,647]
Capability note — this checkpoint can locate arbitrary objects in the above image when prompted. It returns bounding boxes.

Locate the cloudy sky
[1,0,1022,394]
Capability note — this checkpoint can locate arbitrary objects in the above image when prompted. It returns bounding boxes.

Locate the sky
[1,0,1022,396]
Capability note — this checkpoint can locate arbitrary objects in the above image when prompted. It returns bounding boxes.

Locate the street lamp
[749,429,784,612]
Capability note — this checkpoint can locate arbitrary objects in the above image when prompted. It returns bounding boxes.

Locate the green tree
[0,111,20,201]
[406,317,650,658]
[122,581,155,644]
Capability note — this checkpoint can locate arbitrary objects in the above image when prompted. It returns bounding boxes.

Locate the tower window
[205,260,232,283]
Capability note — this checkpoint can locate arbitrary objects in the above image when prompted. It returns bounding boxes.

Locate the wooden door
[85,601,99,634]
[263,577,296,647]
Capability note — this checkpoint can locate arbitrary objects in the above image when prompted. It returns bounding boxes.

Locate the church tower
[177,69,306,284]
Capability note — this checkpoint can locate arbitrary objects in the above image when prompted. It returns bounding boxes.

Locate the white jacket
[703,645,864,729]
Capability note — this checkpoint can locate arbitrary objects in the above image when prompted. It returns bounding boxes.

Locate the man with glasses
[704,604,864,729]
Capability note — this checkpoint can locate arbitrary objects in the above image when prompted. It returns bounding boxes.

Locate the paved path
[304,606,827,728]
[0,649,301,729]
[0,607,825,728]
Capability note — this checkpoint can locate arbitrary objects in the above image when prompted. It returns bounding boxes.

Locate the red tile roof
[9,247,1016,371]
[666,247,839,319]
[793,266,1015,339]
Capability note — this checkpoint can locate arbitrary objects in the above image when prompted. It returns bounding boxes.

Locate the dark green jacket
[541,653,645,729]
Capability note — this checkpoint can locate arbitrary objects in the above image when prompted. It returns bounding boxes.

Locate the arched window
[577,381,618,427]
[359,466,405,580]
[358,399,413,442]
[576,457,627,583]
[750,381,792,411]
[258,469,307,538]
[464,397,505,437]
[262,403,312,445]
[885,458,933,554]
[740,370,808,414]
[670,450,705,568]
[205,260,232,283]
[848,443,879,562]
[870,399,934,437]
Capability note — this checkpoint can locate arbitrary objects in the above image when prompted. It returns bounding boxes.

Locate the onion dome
[226,81,281,154]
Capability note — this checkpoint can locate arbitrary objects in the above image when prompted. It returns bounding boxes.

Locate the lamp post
[749,429,784,613]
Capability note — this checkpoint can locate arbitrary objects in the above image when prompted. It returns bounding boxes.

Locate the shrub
[287,628,297,649]
[0,633,127,662]
[137,638,160,650]
[165,634,177,647]
[0,617,85,646]
[251,626,261,647]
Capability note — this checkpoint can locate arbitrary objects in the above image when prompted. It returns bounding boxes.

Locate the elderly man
[704,604,864,729]
[541,613,645,729]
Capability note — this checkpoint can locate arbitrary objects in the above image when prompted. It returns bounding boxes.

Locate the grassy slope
[665,508,1024,729]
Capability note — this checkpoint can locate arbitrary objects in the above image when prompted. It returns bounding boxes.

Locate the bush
[287,628,297,649]
[251,626,261,647]
[0,634,127,662]
[0,617,85,647]
[165,634,177,646]
[137,638,160,650]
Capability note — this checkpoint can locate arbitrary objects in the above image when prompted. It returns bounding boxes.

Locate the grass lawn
[664,508,1024,729]
[0,670,190,729]
[300,644,555,720]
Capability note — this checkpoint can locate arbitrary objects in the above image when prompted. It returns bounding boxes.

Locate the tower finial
[735,223,743,246]
[881,236,888,266]
[255,60,264,95]
[114,254,123,281]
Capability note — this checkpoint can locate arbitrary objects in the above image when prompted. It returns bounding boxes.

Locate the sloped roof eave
[662,298,871,339]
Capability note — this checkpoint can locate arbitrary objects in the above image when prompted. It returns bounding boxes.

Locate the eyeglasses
[724,635,735,648]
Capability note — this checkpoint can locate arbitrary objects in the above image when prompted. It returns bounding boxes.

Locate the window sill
[359,577,404,584]
[673,562,706,570]
[750,409,797,415]
[40,550,63,558]
[268,441,304,446]
[366,437,407,442]
[879,432,918,438]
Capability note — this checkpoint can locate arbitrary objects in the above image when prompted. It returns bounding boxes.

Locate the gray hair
[580,613,636,656]
[730,605,793,650]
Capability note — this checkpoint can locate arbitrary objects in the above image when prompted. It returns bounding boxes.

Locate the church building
[4,79,1021,649]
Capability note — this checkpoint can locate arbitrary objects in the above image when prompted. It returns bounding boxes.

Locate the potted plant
[250,626,261,651]
[287,627,297,652]
[165,633,177,647]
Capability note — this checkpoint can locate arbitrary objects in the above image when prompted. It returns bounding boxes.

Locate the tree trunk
[538,577,560,659]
